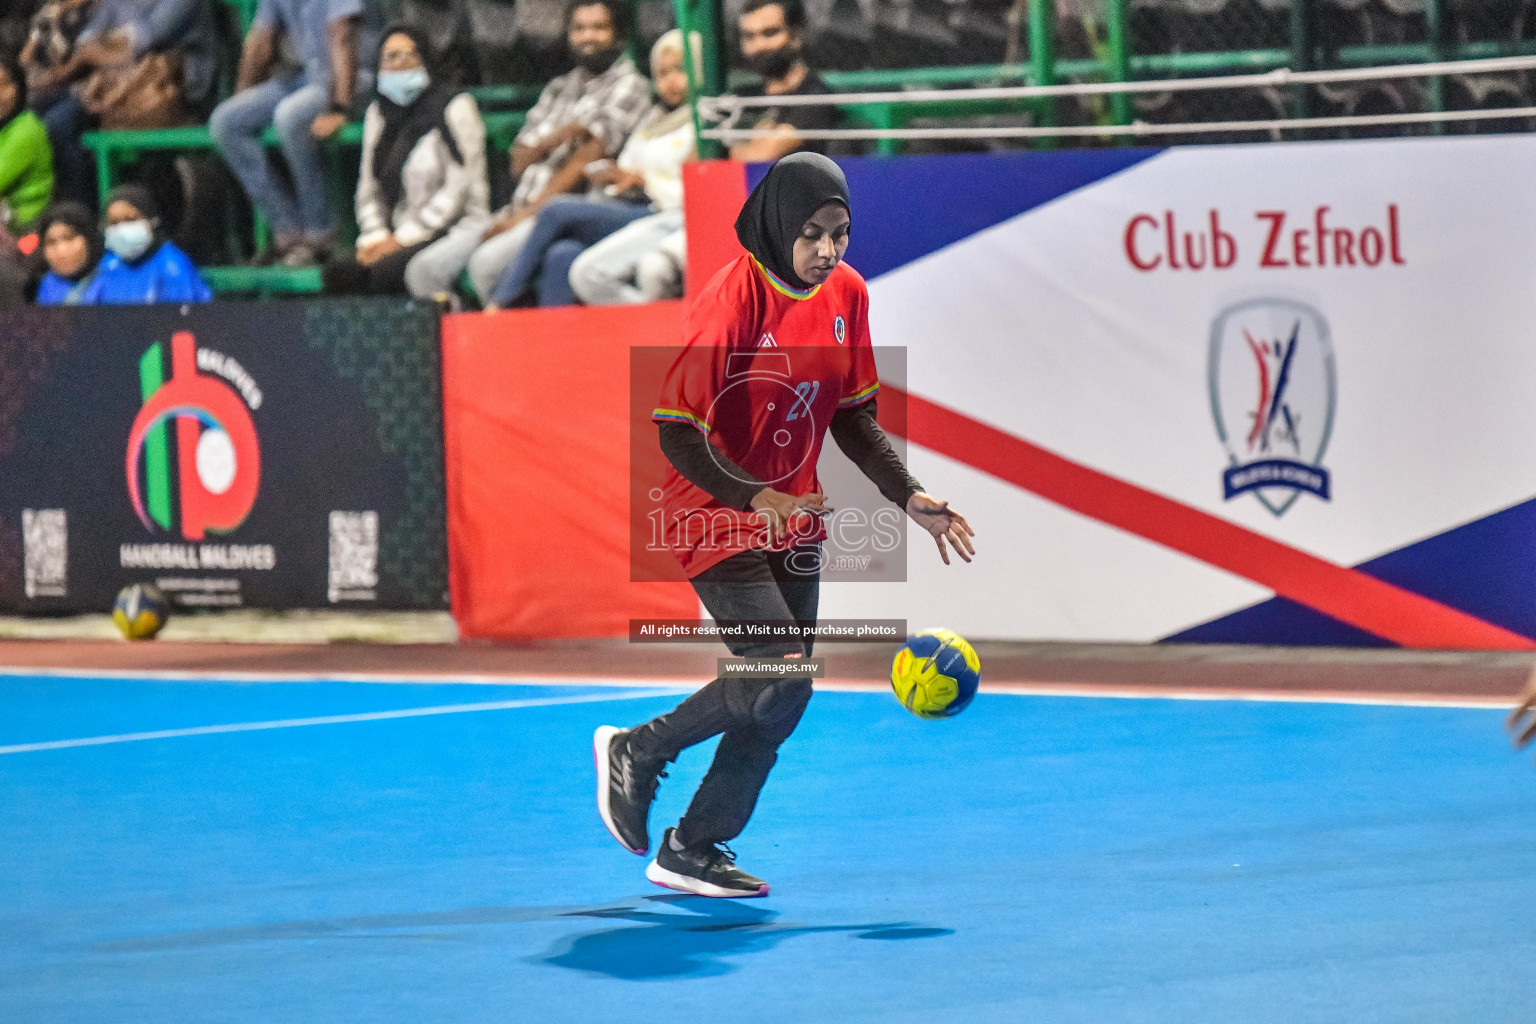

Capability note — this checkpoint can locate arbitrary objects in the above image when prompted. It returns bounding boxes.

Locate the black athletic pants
[628,545,821,848]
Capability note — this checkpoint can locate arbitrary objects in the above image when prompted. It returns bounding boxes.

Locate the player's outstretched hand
[750,488,832,545]
[1506,662,1536,751]
[906,492,975,565]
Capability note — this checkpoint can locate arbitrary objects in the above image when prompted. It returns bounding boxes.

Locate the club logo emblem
[833,315,846,344]
[1208,298,1335,517]
[126,330,262,539]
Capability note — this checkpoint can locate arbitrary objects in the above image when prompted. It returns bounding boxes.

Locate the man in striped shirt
[403,0,652,304]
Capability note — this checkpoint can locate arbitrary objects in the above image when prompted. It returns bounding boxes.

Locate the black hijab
[734,151,849,291]
[373,25,462,217]
[106,183,162,223]
[106,182,162,226]
[37,201,103,281]
[105,183,165,263]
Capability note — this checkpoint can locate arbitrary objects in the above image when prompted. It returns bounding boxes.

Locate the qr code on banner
[328,511,378,603]
[22,509,66,598]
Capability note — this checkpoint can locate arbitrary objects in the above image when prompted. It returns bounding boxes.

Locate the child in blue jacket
[84,184,211,305]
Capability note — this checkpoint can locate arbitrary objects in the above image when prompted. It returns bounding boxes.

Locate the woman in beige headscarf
[568,29,700,305]
[483,29,700,309]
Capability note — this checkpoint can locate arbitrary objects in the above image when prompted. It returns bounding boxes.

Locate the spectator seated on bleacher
[20,1,96,217]
[211,0,363,268]
[34,200,102,303]
[20,1,98,106]
[569,28,696,305]
[486,28,698,309]
[728,0,840,162]
[322,25,488,296]
[401,0,652,305]
[27,0,219,209]
[82,181,210,302]
[0,58,54,233]
[0,57,55,307]
[384,0,477,88]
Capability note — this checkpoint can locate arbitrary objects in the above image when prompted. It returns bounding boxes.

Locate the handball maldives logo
[1208,298,1336,517]
[126,330,262,539]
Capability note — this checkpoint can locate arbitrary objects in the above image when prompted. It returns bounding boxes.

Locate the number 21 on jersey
[786,381,819,421]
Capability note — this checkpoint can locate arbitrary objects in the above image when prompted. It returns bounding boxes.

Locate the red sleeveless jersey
[653,255,881,577]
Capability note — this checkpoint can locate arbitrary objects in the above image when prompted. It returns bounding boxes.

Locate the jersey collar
[753,257,821,301]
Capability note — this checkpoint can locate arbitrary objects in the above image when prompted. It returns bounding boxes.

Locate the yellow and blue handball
[113,583,170,641]
[890,629,981,719]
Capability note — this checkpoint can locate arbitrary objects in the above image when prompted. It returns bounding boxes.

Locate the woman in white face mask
[324,25,488,296]
[80,183,211,305]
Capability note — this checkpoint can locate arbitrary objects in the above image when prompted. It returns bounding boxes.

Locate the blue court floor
[3,673,1536,1023]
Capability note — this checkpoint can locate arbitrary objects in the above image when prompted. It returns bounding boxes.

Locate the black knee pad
[723,675,813,733]
[749,676,812,731]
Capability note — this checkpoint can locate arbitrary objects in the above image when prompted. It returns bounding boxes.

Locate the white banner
[811,135,1536,646]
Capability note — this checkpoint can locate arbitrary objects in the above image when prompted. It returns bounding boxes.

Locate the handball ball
[113,583,169,640]
[890,629,981,719]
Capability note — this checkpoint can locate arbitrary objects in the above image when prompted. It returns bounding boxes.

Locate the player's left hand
[906,492,974,565]
[1506,662,1536,750]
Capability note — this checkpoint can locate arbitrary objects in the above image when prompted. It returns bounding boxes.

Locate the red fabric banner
[682,161,748,295]
[440,303,698,639]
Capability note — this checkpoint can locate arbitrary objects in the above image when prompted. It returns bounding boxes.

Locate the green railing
[673,0,1536,155]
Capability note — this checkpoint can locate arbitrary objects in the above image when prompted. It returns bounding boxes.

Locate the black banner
[0,300,448,612]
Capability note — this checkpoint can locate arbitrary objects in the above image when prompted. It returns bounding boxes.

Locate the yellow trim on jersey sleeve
[837,381,881,407]
[653,408,712,432]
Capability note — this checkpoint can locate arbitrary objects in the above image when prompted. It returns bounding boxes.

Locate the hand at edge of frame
[905,491,975,565]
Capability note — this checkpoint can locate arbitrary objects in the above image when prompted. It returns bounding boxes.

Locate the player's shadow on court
[539,894,952,980]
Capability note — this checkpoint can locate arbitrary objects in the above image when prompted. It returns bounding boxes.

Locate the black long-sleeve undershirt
[657,420,765,511]
[657,398,921,512]
[828,398,923,508]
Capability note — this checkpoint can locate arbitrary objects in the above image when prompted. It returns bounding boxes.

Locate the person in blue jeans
[82,182,211,303]
[483,30,698,310]
[210,0,363,267]
[483,193,650,308]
